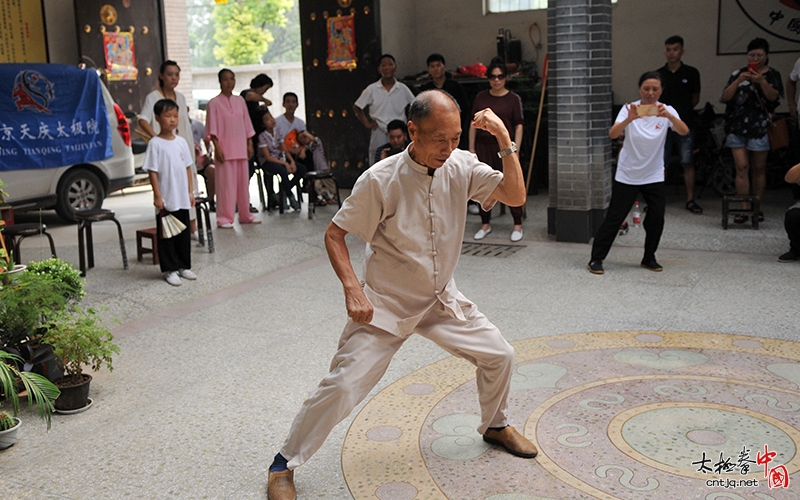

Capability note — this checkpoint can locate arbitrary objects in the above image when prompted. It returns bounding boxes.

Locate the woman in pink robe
[205,69,258,227]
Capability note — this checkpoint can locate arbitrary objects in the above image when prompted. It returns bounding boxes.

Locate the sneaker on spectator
[164,271,181,286]
[178,269,197,280]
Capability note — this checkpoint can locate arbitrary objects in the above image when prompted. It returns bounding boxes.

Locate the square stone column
[547,0,613,243]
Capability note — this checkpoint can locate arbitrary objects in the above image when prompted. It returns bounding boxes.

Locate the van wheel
[55,169,106,222]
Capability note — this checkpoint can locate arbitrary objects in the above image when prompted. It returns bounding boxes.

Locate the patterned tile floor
[344,332,799,500]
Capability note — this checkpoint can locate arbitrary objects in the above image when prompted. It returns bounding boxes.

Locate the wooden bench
[722,195,759,230]
[136,228,158,265]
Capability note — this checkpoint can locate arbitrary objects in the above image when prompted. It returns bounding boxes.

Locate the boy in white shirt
[274,92,305,146]
[142,99,197,286]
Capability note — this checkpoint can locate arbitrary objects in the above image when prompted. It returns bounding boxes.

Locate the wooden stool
[2,223,57,264]
[136,228,159,264]
[75,209,129,276]
[722,195,760,230]
[194,197,215,253]
[304,170,341,219]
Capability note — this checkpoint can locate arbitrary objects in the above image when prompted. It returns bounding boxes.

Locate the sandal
[685,200,703,214]
[734,214,748,224]
[757,211,764,222]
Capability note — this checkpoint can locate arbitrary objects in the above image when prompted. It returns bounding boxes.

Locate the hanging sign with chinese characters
[327,15,357,71]
[0,0,47,63]
[719,0,800,53]
[737,0,800,42]
[0,64,112,171]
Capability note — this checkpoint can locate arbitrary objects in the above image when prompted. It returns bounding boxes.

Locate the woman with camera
[721,37,784,224]
[587,71,687,275]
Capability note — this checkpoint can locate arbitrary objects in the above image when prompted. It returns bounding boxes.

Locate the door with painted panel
[74,0,164,115]
[300,0,382,188]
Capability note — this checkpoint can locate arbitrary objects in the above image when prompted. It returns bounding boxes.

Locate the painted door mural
[74,0,164,115]
[300,0,382,187]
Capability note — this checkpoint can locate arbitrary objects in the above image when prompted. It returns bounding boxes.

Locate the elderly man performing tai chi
[267,90,537,500]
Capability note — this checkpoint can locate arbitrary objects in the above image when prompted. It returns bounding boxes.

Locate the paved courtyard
[2,181,799,499]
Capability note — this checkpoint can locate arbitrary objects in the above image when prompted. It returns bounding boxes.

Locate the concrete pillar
[547,0,613,243]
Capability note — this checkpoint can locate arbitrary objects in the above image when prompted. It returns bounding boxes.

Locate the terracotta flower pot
[0,417,21,450]
[54,374,92,411]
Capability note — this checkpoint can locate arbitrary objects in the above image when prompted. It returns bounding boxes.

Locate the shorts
[664,129,695,165]
[725,133,769,152]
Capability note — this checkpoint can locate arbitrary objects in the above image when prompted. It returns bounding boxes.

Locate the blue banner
[0,63,113,171]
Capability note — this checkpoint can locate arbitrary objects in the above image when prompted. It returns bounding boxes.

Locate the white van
[1,72,134,222]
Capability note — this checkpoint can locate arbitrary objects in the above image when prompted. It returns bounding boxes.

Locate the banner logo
[12,70,54,114]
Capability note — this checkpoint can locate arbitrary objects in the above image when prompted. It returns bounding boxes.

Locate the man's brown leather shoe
[267,469,296,500]
[483,426,538,458]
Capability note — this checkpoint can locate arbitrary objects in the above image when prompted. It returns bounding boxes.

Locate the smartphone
[637,104,658,117]
[747,61,759,73]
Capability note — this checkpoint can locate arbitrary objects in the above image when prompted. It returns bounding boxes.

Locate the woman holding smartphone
[587,71,688,275]
[721,37,783,223]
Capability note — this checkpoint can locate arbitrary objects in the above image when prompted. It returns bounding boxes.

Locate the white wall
[612,0,799,113]
[381,0,548,78]
[378,0,417,78]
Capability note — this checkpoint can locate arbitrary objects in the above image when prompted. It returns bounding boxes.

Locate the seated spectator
[256,110,307,210]
[373,119,409,164]
[190,109,216,211]
[295,130,338,205]
[275,92,306,152]
[779,163,800,262]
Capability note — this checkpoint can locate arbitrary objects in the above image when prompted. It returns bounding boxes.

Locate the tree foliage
[186,0,299,67]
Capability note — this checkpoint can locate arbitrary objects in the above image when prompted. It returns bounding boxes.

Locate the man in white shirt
[353,54,415,165]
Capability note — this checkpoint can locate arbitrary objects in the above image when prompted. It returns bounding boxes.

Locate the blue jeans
[664,129,695,166]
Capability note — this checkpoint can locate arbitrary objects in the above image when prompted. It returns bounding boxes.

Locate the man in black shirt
[657,35,703,214]
[421,53,470,150]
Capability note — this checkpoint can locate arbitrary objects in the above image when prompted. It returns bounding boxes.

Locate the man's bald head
[408,90,461,125]
[407,90,462,169]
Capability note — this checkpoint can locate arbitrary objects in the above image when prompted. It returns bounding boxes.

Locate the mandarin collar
[403,147,439,176]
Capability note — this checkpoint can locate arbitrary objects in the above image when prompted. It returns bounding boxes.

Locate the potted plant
[41,304,118,412]
[1,258,117,412]
[0,260,76,381]
[0,350,60,449]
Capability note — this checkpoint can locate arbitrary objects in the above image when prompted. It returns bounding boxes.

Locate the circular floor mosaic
[342,331,800,499]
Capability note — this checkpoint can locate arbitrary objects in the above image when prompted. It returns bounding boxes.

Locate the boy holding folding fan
[142,98,197,286]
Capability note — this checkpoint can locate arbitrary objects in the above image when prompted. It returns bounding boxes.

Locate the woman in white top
[138,60,198,236]
[588,71,688,275]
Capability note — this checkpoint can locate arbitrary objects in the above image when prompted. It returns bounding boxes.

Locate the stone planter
[0,417,21,450]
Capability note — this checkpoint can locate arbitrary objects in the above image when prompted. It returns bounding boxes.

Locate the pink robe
[205,93,256,225]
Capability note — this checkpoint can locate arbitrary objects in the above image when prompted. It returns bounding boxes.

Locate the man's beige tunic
[280,148,514,469]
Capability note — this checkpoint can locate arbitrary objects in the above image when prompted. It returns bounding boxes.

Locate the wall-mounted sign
[103,32,138,81]
[0,0,47,63]
[719,0,800,54]
[327,15,356,71]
